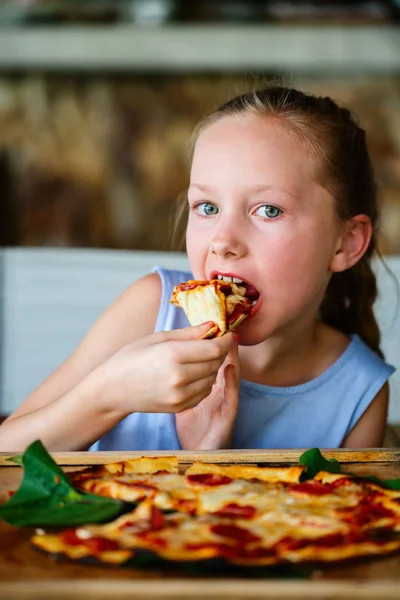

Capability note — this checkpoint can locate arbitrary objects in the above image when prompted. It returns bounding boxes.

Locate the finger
[176,391,210,413]
[173,374,217,410]
[154,322,216,344]
[182,332,235,364]
[173,359,223,385]
[161,332,234,365]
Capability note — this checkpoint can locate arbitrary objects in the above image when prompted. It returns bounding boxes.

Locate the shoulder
[114,267,191,336]
[106,271,162,334]
[314,323,393,379]
[151,267,193,333]
[341,381,389,447]
[152,266,193,293]
[316,326,394,448]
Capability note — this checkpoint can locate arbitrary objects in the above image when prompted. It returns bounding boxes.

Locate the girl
[0,86,394,452]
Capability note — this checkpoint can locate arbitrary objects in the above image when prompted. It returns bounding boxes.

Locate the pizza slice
[170,278,259,338]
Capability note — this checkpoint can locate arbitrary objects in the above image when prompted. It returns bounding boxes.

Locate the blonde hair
[173,86,384,357]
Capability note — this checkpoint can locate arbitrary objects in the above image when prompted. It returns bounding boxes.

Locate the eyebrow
[189,183,299,200]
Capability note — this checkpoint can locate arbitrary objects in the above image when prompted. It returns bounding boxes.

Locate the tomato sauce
[213,503,256,519]
[187,473,233,486]
[227,303,252,325]
[289,481,332,496]
[337,498,395,527]
[150,505,166,530]
[211,524,260,544]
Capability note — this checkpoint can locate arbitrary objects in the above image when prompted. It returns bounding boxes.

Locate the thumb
[222,363,240,423]
[225,338,240,376]
[224,363,239,395]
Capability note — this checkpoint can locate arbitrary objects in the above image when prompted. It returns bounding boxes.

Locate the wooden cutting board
[1,448,400,600]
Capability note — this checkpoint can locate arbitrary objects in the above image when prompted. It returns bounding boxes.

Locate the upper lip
[210,271,259,291]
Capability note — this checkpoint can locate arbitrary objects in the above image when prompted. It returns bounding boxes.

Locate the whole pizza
[31,456,400,568]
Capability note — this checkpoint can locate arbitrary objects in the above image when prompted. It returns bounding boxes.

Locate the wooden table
[1,448,400,600]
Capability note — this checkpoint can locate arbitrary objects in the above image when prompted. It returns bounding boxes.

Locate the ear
[329,214,372,273]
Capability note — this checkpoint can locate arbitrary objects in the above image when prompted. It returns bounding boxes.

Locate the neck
[239,320,347,387]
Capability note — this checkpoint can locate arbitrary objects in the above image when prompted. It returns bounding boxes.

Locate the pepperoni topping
[187,473,233,487]
[243,285,259,301]
[325,477,354,490]
[83,537,120,553]
[61,529,119,552]
[289,481,332,496]
[61,529,82,546]
[278,530,366,551]
[213,503,256,520]
[211,524,261,544]
[218,283,234,295]
[122,505,166,533]
[150,505,166,531]
[176,499,197,515]
[177,281,213,291]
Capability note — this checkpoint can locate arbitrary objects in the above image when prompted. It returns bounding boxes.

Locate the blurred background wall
[0,0,399,254]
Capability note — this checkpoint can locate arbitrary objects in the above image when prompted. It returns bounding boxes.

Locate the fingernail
[233,333,240,343]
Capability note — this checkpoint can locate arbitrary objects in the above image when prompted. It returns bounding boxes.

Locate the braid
[187,85,384,356]
[320,250,382,358]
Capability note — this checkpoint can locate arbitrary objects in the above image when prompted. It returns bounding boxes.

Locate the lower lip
[249,296,262,318]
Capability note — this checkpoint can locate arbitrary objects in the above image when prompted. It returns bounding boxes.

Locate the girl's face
[186,114,343,346]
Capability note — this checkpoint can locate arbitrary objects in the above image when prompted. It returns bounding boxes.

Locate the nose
[209,221,247,259]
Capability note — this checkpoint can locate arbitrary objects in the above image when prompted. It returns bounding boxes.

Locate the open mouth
[213,273,260,308]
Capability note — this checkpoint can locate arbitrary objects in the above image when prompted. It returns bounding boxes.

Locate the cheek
[260,226,336,292]
[186,228,208,276]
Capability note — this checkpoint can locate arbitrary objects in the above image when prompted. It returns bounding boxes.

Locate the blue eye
[255,205,281,219]
[197,202,219,216]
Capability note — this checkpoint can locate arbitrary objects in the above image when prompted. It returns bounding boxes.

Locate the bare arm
[0,273,162,451]
[341,382,389,448]
[0,271,234,453]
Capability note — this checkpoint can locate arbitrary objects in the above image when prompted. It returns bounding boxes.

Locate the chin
[233,321,268,347]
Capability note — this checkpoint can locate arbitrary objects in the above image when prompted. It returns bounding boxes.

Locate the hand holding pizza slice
[170,277,259,338]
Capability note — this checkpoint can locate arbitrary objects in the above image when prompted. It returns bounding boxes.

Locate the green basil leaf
[299,448,342,480]
[7,455,23,466]
[298,448,400,490]
[0,493,123,527]
[355,474,400,491]
[0,440,123,526]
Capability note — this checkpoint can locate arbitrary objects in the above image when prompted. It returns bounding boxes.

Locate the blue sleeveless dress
[90,267,395,450]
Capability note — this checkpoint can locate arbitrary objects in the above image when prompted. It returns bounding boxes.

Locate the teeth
[216,274,244,284]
